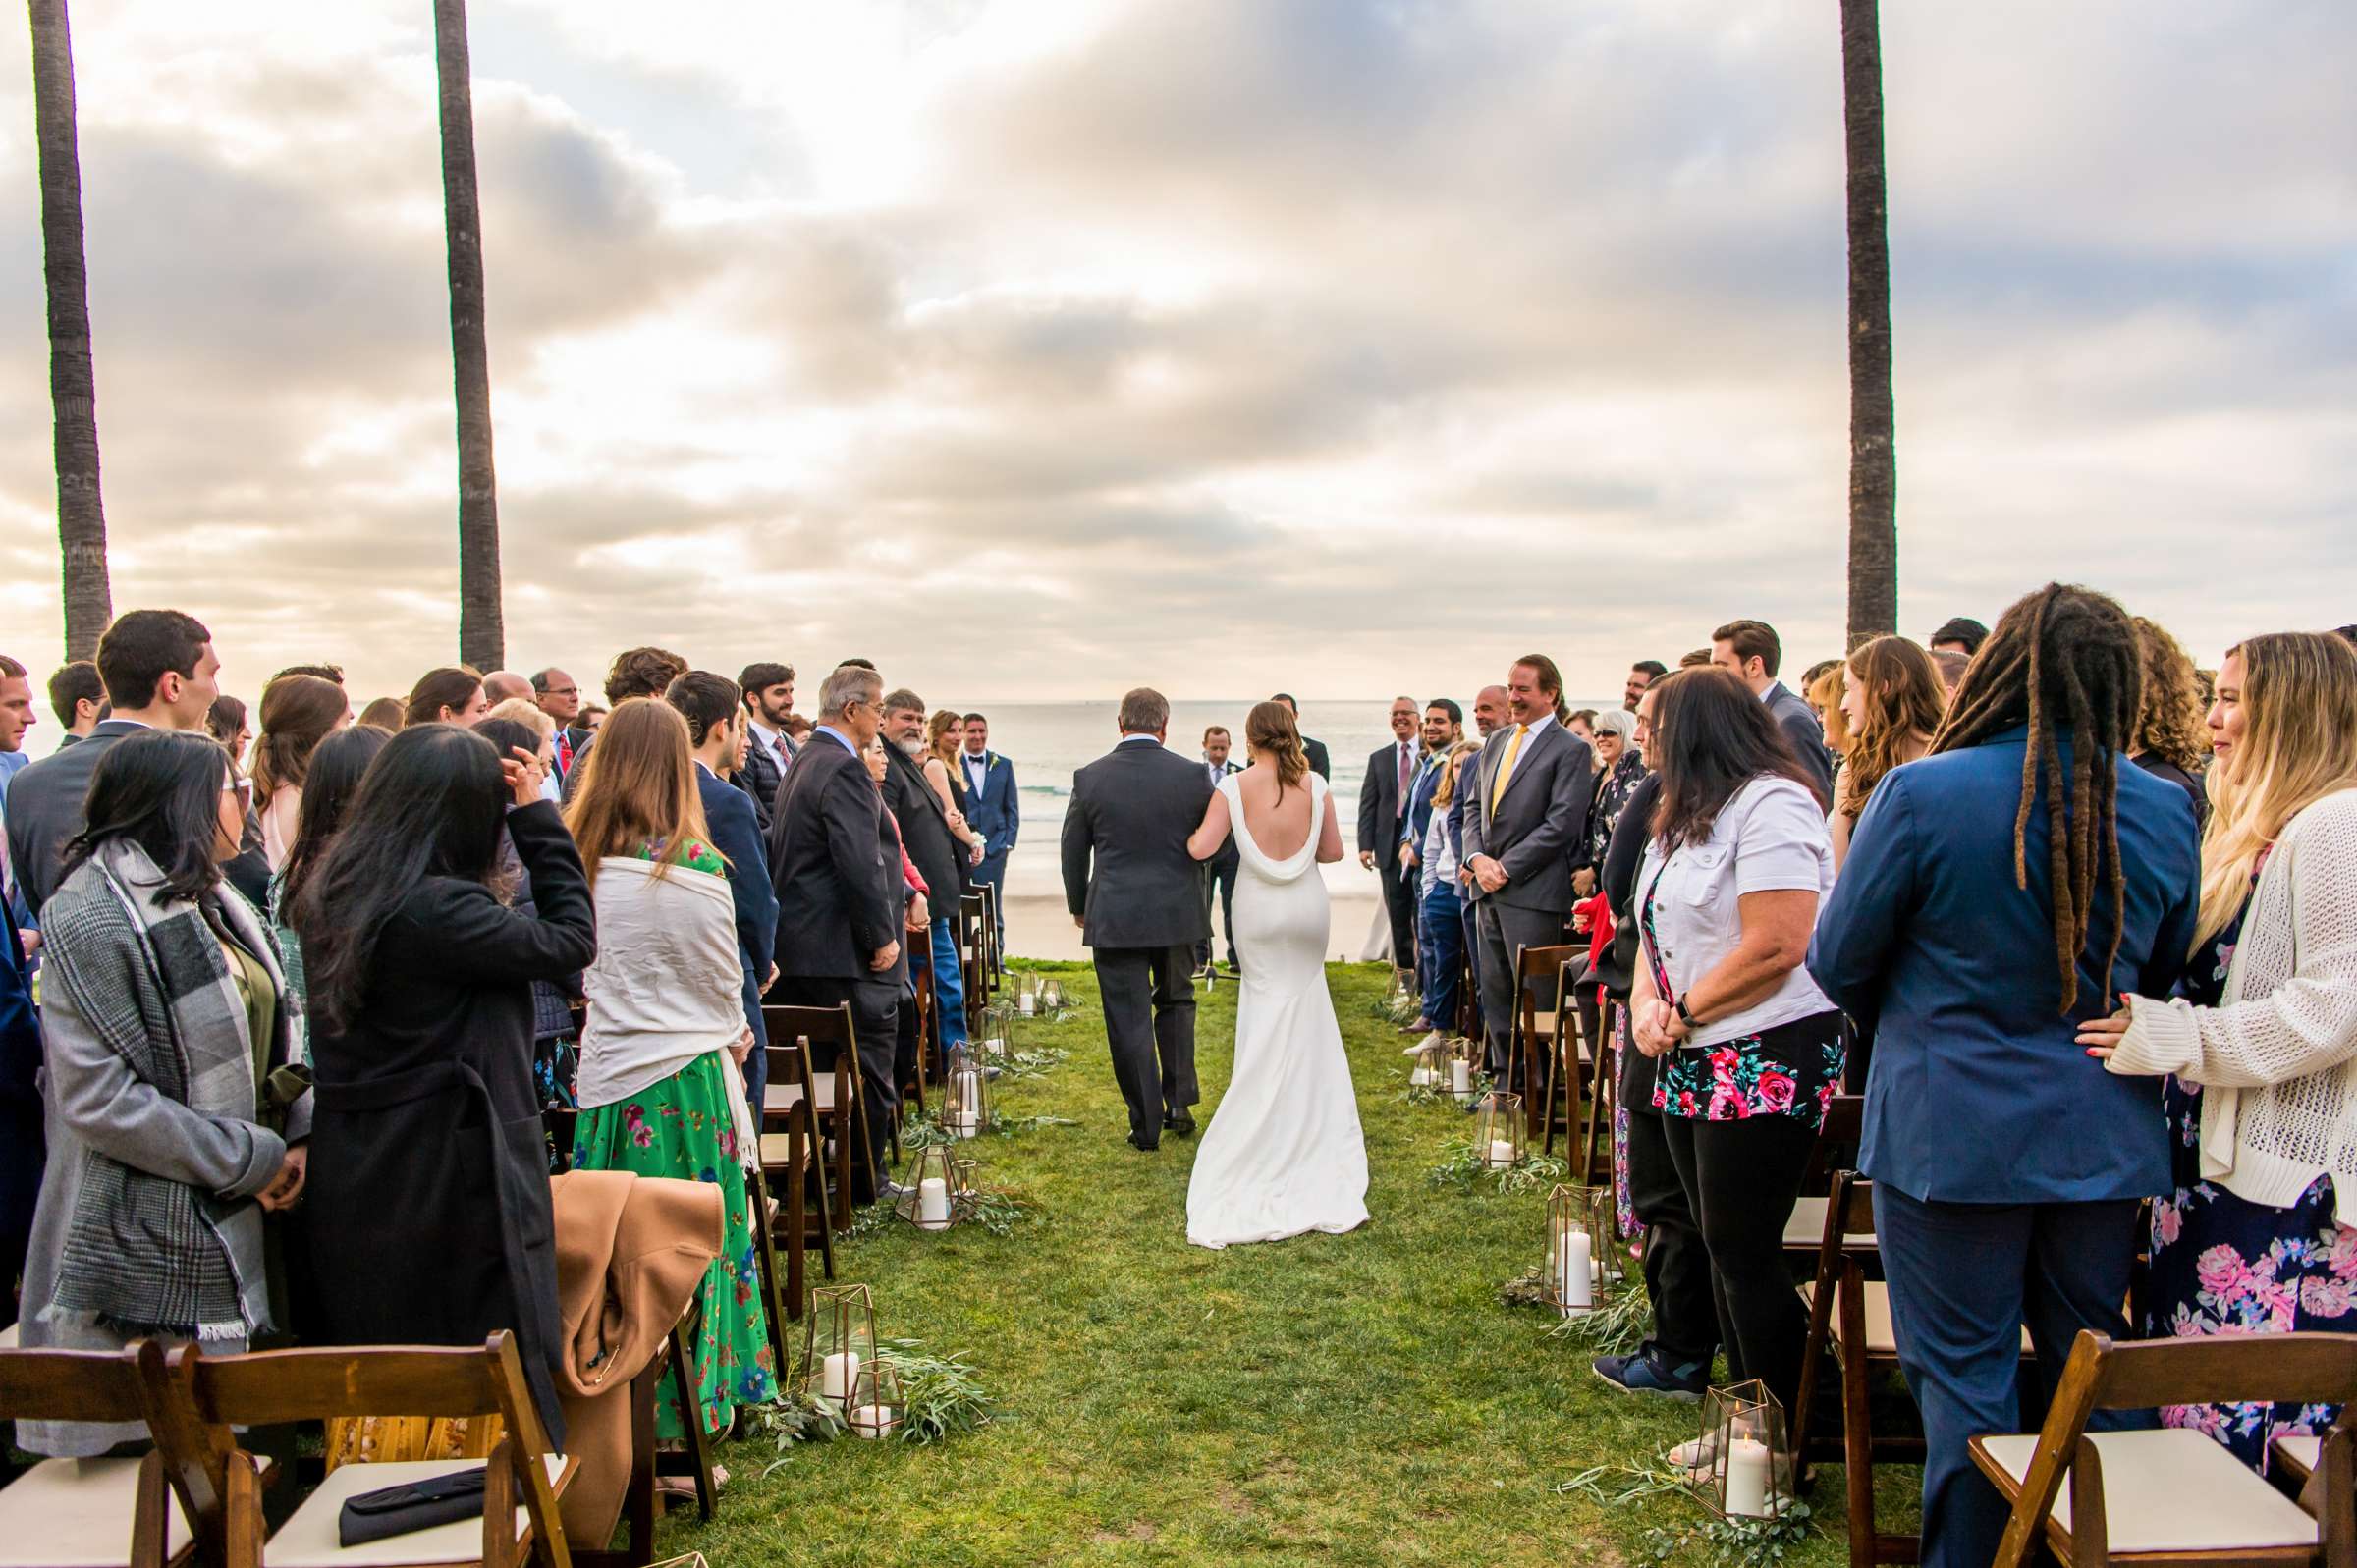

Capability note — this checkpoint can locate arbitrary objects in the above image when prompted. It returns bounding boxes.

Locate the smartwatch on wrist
[1674,994,1698,1032]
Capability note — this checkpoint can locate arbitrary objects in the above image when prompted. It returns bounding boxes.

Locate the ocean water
[974,697,1618,902]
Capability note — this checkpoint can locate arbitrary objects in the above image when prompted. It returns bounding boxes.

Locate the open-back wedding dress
[1185,771,1370,1249]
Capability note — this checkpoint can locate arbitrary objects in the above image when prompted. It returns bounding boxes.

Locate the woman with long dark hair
[293,723,593,1450]
[402,666,488,728]
[1830,635,1946,870]
[1809,583,2203,1568]
[1617,669,1841,1429]
[250,673,351,870]
[20,730,310,1454]
[266,723,393,1063]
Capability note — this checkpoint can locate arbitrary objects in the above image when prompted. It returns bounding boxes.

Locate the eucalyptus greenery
[962,1182,1045,1236]
[1560,1457,1817,1568]
[1001,1044,1069,1080]
[874,1337,997,1443]
[1546,1278,1653,1355]
[1426,1137,1569,1194]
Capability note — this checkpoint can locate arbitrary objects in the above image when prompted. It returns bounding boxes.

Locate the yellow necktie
[1490,725,1527,812]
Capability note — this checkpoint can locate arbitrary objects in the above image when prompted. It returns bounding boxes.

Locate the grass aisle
[669,962,1865,1567]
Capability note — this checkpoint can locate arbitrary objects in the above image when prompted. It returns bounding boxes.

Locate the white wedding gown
[1186,772,1371,1249]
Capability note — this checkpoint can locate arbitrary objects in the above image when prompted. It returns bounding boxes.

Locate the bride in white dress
[1181,702,1370,1249]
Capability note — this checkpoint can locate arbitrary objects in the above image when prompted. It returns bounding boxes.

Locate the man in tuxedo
[769,664,905,1205]
[1710,619,1835,807]
[1063,687,1216,1151]
[1461,654,1598,1088]
[8,610,219,915]
[958,712,1018,940]
[881,687,969,1052]
[1357,695,1421,971]
[531,668,592,784]
[669,672,782,1107]
[1194,725,1242,973]
[1271,693,1330,780]
[737,661,796,833]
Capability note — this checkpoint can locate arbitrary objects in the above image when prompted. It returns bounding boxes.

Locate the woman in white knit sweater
[2083,629,2357,1471]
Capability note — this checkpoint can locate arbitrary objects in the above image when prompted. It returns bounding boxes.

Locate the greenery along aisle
[663,963,1886,1567]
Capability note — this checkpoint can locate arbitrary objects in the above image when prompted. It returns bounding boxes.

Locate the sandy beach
[1001,893,1389,965]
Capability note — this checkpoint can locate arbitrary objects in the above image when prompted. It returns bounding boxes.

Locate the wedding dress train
[1185,772,1370,1249]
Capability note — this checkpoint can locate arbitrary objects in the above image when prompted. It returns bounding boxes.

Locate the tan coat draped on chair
[550,1168,723,1544]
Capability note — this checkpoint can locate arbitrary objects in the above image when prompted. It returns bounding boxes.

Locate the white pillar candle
[916,1177,950,1229]
[1487,1139,1515,1167]
[1452,1059,1471,1094]
[1723,1436,1773,1518]
[1018,992,1036,1016]
[850,1404,899,1439]
[821,1351,860,1406]
[1558,1229,1594,1312]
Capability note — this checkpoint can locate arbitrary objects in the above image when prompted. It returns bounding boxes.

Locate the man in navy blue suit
[958,713,1019,946]
[667,672,782,1108]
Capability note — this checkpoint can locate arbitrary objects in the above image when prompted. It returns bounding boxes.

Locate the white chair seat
[0,1457,194,1568]
[0,1324,18,1349]
[1799,1281,2028,1357]
[758,1131,797,1166]
[2274,1433,2322,1481]
[1783,1197,1877,1250]
[1975,1429,2318,1554]
[761,1083,806,1115]
[264,1455,571,1568]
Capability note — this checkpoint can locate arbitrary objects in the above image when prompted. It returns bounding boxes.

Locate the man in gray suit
[1461,653,1598,1087]
[6,610,220,915]
[1710,619,1835,807]
[1062,687,1216,1151]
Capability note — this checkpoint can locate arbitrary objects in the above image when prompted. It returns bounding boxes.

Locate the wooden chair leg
[799,1108,834,1280]
[746,1162,794,1379]
[2072,1436,2109,1568]
[1839,1271,1878,1568]
[660,1318,718,1523]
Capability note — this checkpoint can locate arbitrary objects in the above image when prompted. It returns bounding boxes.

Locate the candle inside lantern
[1723,1435,1774,1518]
[821,1350,860,1406]
[1410,1063,1432,1087]
[1487,1139,1515,1167]
[916,1177,950,1229]
[1018,993,1036,1016]
[850,1404,899,1439]
[1557,1227,1594,1313]
[950,1070,983,1135]
[1452,1058,1471,1094]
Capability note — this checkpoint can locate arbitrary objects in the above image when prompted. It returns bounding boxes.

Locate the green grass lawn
[662,963,1909,1567]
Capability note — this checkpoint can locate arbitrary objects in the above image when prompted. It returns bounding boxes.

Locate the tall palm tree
[28,0,110,658]
[1840,0,1896,650]
[433,0,503,670]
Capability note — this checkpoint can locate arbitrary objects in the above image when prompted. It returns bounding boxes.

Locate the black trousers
[1092,944,1198,1145]
[1617,1008,1718,1369]
[1379,852,1418,968]
[1196,858,1238,969]
[1473,898,1565,1083]
[777,972,901,1206]
[1661,1108,1821,1416]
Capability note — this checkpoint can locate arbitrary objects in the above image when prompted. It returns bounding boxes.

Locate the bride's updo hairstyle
[1244,699,1310,803]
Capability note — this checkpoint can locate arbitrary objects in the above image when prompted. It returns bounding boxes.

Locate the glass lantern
[797,1283,879,1413]
[1474,1091,1524,1168]
[1016,972,1040,1018]
[1445,1036,1483,1104]
[1583,1184,1628,1289]
[846,1358,905,1440]
[896,1144,962,1232]
[942,1042,991,1138]
[977,1002,1013,1063]
[1041,978,1065,1014]
[950,1156,981,1222]
[1686,1379,1791,1520]
[1542,1185,1599,1317]
[1408,1037,1446,1090]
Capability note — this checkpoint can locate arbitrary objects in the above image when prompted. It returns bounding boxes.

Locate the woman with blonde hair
[1830,636,1946,869]
[1807,662,1853,764]
[564,698,776,1438]
[2128,615,2212,828]
[924,708,987,871]
[2084,630,2357,1470]
[251,673,352,868]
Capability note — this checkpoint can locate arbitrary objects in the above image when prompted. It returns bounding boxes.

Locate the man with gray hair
[1063,686,1216,1150]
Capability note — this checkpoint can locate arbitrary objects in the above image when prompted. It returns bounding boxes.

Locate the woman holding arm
[20,730,311,1455]
[2082,630,2357,1470]
[1829,635,1946,870]
[294,724,595,1450]
[926,709,988,871]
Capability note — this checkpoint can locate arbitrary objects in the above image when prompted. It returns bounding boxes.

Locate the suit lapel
[1491,724,1552,817]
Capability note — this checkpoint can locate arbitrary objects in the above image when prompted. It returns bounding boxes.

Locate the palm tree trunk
[1840,0,1896,650]
[27,0,110,659]
[434,0,503,671]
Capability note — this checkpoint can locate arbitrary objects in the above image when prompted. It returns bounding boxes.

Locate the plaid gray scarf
[40,838,273,1340]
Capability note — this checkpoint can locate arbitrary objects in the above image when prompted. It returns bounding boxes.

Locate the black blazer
[1461,719,1597,916]
[696,765,780,1049]
[737,728,787,836]
[1356,738,1417,867]
[769,734,897,978]
[1763,681,1835,807]
[1062,739,1215,950]
[883,747,962,910]
[4,718,147,913]
[1303,736,1332,781]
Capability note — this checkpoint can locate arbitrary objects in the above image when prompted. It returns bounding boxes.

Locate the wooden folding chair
[959,892,990,1010]
[1782,1095,1869,1266]
[758,1034,836,1320]
[1549,957,1614,1179]
[166,1333,576,1568]
[1508,943,1582,1139]
[0,1341,191,1568]
[983,881,1006,985]
[763,1003,866,1234]
[1971,1330,2357,1568]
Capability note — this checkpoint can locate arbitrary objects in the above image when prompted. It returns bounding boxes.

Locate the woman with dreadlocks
[1808,583,2203,1568]
[2083,630,2357,1472]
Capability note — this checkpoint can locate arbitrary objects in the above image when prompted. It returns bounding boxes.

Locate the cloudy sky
[0,0,2348,707]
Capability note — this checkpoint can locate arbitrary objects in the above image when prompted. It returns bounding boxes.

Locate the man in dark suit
[769,665,905,1205]
[1711,619,1835,807]
[1357,694,1423,973]
[957,713,1018,941]
[882,687,970,1052]
[736,661,796,834]
[1063,687,1216,1150]
[531,668,592,784]
[7,610,220,915]
[1461,654,1598,1087]
[668,672,782,1108]
[1194,725,1242,973]
[1271,693,1330,780]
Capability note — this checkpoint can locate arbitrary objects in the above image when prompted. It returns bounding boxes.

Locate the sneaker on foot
[1593,1346,1710,1404]
[1402,1028,1447,1057]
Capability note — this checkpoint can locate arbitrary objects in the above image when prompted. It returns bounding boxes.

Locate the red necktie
[556,731,574,775]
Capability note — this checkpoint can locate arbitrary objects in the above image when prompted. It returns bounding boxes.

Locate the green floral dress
[571,839,777,1438]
